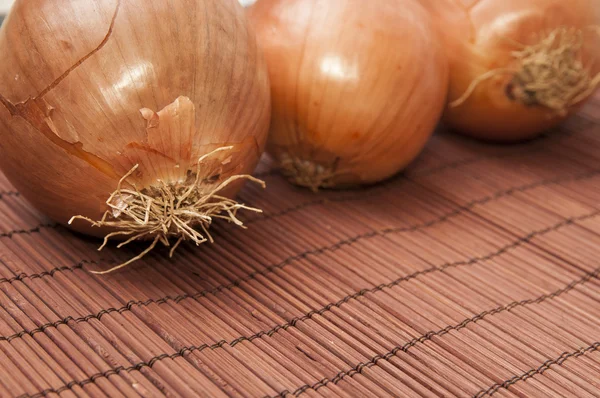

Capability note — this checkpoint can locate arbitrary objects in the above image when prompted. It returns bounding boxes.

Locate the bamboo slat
[0,95,599,397]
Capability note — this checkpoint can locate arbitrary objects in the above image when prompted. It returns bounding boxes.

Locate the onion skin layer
[248,0,448,189]
[420,0,600,142]
[0,0,271,237]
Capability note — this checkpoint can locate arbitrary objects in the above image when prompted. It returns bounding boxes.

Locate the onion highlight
[248,0,449,190]
[0,0,271,272]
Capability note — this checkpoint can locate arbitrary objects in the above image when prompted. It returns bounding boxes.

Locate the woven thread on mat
[1,165,597,243]
[244,141,589,225]
[0,190,20,200]
[198,156,479,226]
[2,202,596,345]
[1,167,596,289]
[3,167,597,244]
[0,259,97,286]
[21,255,600,398]
[1,167,593,289]
[473,342,600,397]
[0,223,58,239]
[270,266,600,398]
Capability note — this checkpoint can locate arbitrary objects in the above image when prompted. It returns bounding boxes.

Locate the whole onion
[0,0,271,271]
[248,0,448,191]
[420,0,600,141]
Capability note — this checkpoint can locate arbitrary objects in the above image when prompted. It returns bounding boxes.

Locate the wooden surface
[1,95,600,397]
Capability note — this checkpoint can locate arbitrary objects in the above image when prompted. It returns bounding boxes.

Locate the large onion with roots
[248,0,448,191]
[420,0,600,141]
[0,0,271,272]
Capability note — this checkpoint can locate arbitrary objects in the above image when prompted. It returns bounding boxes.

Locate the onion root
[70,147,266,274]
[279,153,340,192]
[451,27,600,115]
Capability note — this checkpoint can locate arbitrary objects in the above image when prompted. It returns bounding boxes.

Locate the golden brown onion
[420,0,600,141]
[0,0,270,270]
[248,0,448,191]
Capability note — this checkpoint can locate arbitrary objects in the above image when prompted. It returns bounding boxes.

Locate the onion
[419,0,600,141]
[248,0,448,191]
[0,0,271,272]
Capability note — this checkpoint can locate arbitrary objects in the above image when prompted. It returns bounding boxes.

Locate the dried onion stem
[70,147,265,274]
[451,27,600,115]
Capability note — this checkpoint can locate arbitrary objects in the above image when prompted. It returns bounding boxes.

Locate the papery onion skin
[248,0,448,189]
[420,0,600,142]
[0,0,271,237]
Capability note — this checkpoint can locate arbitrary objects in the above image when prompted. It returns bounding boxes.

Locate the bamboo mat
[1,96,600,398]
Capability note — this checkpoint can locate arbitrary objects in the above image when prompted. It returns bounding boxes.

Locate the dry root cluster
[71,147,265,274]
[510,27,600,114]
[452,27,600,115]
[279,153,339,192]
